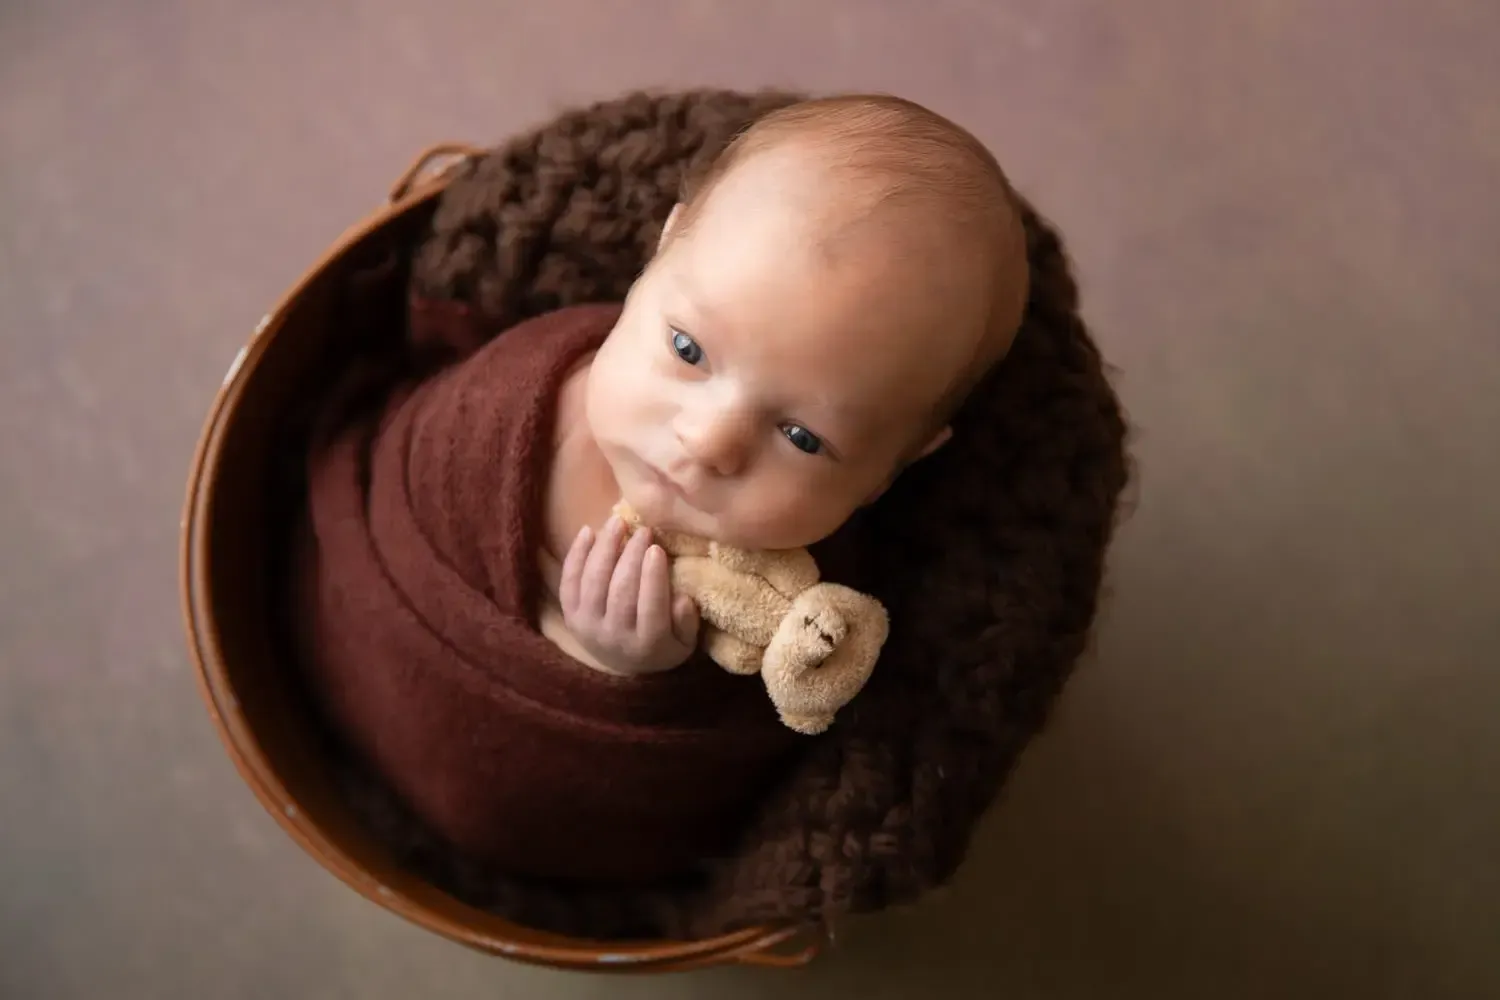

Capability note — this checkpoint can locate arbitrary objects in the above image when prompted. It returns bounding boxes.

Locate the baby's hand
[559,515,700,676]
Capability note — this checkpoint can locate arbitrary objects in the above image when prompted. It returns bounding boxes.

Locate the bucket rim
[177,163,814,972]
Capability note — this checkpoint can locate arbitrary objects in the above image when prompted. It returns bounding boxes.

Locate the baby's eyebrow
[814,397,881,422]
[671,272,731,333]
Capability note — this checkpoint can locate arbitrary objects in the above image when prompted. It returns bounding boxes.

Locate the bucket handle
[732,923,828,968]
[388,142,488,203]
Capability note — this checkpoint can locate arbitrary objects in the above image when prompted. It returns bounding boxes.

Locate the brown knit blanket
[312,89,1128,940]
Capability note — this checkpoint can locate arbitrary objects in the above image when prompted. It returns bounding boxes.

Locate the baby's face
[586,153,982,550]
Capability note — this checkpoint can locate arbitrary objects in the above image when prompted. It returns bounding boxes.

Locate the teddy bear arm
[704,628,764,675]
[671,556,786,648]
[708,544,822,599]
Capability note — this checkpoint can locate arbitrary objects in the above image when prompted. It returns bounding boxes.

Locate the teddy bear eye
[671,329,704,366]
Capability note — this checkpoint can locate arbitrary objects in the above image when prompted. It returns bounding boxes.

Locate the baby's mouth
[658,469,694,500]
[639,459,690,500]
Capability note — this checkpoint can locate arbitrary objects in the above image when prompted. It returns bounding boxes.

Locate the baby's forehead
[700,143,922,234]
[695,143,1013,301]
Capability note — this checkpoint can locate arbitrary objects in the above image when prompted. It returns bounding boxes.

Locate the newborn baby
[296,94,1030,889]
[539,96,1029,677]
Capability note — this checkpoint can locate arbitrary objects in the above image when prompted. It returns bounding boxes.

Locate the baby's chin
[618,474,699,534]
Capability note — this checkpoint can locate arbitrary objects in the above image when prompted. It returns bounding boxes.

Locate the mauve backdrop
[1,1,1496,997]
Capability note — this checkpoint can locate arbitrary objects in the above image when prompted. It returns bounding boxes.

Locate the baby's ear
[658,204,684,252]
[915,425,953,461]
[863,426,954,506]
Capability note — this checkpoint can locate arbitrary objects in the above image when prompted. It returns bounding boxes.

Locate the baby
[538,95,1029,677]
[296,94,1030,890]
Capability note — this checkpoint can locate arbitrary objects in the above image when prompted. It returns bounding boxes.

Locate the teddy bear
[614,502,889,735]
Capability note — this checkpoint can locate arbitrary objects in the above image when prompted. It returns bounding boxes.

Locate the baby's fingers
[578,516,626,619]
[672,595,701,648]
[606,526,652,629]
[558,525,592,617]
[636,544,674,639]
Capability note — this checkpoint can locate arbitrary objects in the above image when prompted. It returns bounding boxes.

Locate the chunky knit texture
[328,88,1128,940]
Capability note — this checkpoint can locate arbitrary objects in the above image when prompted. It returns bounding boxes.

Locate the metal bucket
[179,145,820,973]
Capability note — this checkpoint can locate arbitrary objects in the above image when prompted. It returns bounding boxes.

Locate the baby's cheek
[600,364,645,417]
[803,486,869,541]
[730,491,835,550]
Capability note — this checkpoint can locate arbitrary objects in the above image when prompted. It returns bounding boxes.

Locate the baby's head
[587,94,1030,550]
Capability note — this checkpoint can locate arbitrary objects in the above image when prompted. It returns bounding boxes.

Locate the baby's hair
[674,94,1030,435]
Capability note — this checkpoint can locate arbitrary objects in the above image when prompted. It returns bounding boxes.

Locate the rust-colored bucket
[179,144,822,973]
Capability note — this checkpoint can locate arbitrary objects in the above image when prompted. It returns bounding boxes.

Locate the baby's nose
[675,404,755,477]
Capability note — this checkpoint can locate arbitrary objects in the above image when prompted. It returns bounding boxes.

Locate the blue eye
[671,329,704,366]
[782,425,823,455]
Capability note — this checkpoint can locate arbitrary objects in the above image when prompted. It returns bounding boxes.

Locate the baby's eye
[782,424,824,455]
[671,329,704,366]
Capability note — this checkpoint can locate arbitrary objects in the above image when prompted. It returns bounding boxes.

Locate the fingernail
[578,525,592,542]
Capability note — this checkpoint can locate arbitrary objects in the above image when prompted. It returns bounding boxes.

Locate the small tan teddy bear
[614,502,889,735]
